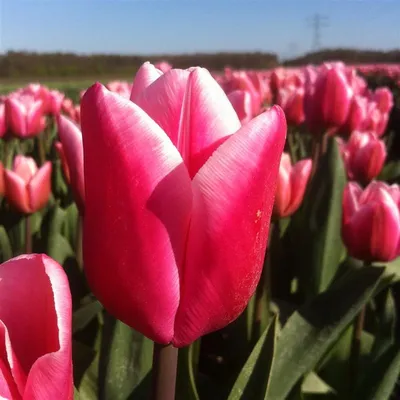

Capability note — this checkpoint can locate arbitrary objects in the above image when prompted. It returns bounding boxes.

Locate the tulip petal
[5,98,27,137]
[57,116,85,211]
[0,254,72,400]
[173,106,286,346]
[81,83,193,344]
[285,159,312,216]
[342,182,363,224]
[273,153,292,217]
[4,170,30,214]
[133,69,190,145]
[177,68,241,177]
[130,62,163,102]
[28,162,52,213]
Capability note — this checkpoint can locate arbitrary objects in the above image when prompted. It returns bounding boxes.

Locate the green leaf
[73,300,103,334]
[285,137,346,297]
[0,225,12,262]
[354,344,400,400]
[301,372,335,395]
[228,317,277,400]
[378,160,400,183]
[99,314,153,400]
[371,288,396,359]
[264,265,385,400]
[176,343,200,400]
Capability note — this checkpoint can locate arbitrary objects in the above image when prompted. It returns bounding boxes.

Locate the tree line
[0,48,399,79]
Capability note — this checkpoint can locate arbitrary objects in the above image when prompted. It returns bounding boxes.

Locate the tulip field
[1,60,400,400]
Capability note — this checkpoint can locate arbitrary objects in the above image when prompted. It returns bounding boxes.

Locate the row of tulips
[0,60,399,399]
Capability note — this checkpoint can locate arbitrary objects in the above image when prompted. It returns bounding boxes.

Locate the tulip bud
[373,87,393,114]
[340,95,368,136]
[342,181,400,262]
[4,156,52,214]
[339,131,386,184]
[56,116,85,213]
[304,63,353,134]
[0,254,72,399]
[5,94,45,138]
[81,63,286,346]
[277,86,305,126]
[273,153,312,218]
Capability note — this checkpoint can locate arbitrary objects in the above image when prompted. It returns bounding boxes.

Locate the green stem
[25,214,32,253]
[37,133,46,165]
[349,261,369,393]
[152,343,178,400]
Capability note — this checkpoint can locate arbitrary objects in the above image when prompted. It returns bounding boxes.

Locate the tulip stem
[37,133,46,165]
[151,343,178,400]
[251,222,274,345]
[25,215,32,253]
[349,260,368,396]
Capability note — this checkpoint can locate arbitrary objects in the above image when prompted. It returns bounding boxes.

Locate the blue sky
[1,0,399,60]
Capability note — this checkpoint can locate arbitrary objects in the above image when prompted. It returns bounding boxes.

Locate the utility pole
[307,13,329,51]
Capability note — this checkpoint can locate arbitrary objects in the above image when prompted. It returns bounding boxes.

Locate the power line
[307,14,329,51]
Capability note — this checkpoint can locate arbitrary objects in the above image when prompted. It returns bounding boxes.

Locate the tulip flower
[373,87,393,114]
[273,153,312,218]
[130,62,163,102]
[277,86,305,126]
[4,156,52,214]
[339,131,386,184]
[342,181,400,262]
[46,90,65,115]
[304,62,353,134]
[0,254,72,399]
[0,162,5,197]
[56,116,85,213]
[5,94,45,138]
[227,90,253,124]
[0,103,6,138]
[340,95,368,136]
[81,64,286,347]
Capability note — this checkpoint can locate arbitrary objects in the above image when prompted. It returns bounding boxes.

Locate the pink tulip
[47,90,65,115]
[342,181,400,262]
[5,95,45,138]
[4,156,52,214]
[0,103,6,138]
[340,95,368,135]
[273,153,312,218]
[363,102,388,137]
[81,64,286,347]
[304,63,353,134]
[339,131,386,184]
[56,116,85,213]
[373,87,393,114]
[277,86,305,126]
[0,254,72,399]
[227,90,253,124]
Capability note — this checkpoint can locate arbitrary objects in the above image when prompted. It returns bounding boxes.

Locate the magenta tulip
[56,116,85,213]
[342,181,400,262]
[0,254,72,399]
[277,86,305,126]
[81,64,286,347]
[5,95,45,138]
[273,153,312,218]
[339,131,386,184]
[304,62,353,134]
[4,156,52,214]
